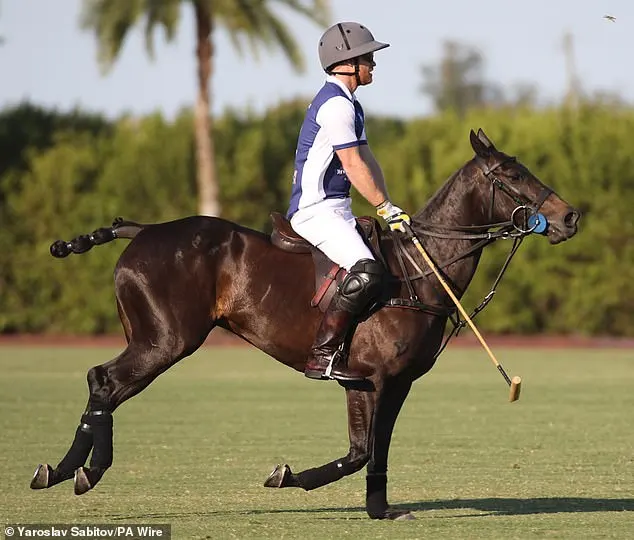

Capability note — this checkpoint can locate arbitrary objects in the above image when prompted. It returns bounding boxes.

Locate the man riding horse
[288,22,410,382]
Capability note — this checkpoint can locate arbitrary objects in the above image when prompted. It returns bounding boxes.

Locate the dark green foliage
[2,101,633,335]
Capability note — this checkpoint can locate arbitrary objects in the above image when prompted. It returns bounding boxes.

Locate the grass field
[1,345,633,539]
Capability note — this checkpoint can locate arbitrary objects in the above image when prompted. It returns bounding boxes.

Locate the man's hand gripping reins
[376,200,411,232]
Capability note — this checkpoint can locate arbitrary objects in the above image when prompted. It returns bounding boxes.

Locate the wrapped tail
[50,217,145,258]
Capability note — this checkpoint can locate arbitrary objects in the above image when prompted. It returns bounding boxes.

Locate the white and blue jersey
[287,76,367,219]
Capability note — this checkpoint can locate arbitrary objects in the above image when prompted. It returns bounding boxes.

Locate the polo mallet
[402,223,522,402]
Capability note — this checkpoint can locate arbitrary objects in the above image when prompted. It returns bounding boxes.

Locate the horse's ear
[470,129,490,158]
[477,128,496,150]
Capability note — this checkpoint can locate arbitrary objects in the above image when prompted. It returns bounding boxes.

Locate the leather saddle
[270,212,385,312]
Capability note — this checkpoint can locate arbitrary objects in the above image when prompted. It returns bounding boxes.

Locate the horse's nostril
[564,209,580,229]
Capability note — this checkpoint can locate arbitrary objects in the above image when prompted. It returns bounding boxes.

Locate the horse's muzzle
[548,206,581,244]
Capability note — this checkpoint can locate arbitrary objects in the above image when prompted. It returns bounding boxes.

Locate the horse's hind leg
[76,339,190,495]
[365,378,413,520]
[32,338,193,494]
[32,227,217,494]
[264,386,377,491]
[26,343,138,490]
[30,416,95,490]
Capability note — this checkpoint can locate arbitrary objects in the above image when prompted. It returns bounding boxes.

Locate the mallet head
[509,376,522,402]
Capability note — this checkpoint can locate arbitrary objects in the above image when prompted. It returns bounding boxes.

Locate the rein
[384,156,552,358]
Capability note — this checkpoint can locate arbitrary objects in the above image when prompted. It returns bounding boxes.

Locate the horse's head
[469,128,580,244]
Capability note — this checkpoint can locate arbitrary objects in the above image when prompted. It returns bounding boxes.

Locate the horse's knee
[87,365,114,411]
[89,342,185,412]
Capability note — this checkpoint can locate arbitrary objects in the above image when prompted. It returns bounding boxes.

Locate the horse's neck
[411,164,489,298]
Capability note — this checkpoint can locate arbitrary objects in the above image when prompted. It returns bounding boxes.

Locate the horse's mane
[412,162,469,223]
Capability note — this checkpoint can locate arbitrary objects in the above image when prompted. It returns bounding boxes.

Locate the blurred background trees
[80,0,329,217]
[2,99,634,335]
[1,14,632,336]
[420,40,539,115]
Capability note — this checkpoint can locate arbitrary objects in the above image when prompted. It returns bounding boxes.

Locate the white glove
[376,200,411,232]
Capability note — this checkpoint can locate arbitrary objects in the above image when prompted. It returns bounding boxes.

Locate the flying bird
[603,15,616,22]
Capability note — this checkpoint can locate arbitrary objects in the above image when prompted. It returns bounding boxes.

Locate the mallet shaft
[409,234,501,368]
[405,226,518,398]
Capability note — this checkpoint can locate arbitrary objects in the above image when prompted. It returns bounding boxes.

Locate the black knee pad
[336,259,385,314]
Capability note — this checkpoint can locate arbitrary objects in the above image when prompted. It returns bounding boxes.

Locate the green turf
[1,345,633,539]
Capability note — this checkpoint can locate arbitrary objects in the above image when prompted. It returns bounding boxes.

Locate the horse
[30,129,580,520]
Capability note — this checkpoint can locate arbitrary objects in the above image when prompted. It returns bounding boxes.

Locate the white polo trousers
[290,197,375,271]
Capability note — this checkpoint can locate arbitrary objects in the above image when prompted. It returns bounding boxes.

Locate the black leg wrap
[88,411,113,469]
[52,423,94,484]
[296,459,355,491]
[366,473,389,518]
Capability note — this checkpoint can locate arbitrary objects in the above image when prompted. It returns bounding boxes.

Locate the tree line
[1,99,633,336]
[79,0,330,217]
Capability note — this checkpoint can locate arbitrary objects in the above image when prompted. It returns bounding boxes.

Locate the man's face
[357,53,376,85]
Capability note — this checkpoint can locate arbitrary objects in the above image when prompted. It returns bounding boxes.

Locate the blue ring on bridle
[511,206,548,235]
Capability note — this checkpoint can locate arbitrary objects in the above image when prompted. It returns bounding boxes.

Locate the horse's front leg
[366,377,414,520]
[264,384,378,491]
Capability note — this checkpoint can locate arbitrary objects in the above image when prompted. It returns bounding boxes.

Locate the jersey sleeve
[316,96,365,150]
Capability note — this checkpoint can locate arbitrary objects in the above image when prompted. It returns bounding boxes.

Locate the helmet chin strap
[329,59,362,86]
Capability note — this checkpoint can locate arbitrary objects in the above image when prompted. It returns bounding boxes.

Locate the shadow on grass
[391,497,634,516]
[108,497,634,520]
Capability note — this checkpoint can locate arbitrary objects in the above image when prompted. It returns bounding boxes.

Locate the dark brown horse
[31,129,580,520]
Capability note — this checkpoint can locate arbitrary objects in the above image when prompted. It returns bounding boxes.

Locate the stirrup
[304,346,346,381]
[323,349,341,379]
[328,348,366,382]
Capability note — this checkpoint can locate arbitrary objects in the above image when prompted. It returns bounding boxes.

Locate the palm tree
[80,0,330,216]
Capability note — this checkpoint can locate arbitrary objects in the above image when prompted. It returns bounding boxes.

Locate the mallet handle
[406,226,510,385]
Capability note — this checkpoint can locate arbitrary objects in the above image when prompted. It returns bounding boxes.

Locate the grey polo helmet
[318,22,389,72]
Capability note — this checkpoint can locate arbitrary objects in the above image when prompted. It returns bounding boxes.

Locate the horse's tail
[49,217,146,258]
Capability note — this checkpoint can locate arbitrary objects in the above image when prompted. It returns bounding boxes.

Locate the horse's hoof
[73,467,92,495]
[30,464,52,489]
[263,464,291,488]
[394,511,416,521]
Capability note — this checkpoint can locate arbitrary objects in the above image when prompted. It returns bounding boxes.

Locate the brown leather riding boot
[304,308,366,382]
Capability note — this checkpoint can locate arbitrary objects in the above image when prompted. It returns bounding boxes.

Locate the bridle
[478,155,552,233]
[385,155,553,357]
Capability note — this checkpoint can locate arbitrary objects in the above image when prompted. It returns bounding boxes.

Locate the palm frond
[258,7,304,70]
[270,0,330,27]
[80,0,143,72]
[80,0,180,72]
[215,0,331,72]
[81,0,331,74]
[221,0,261,57]
[144,0,181,58]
